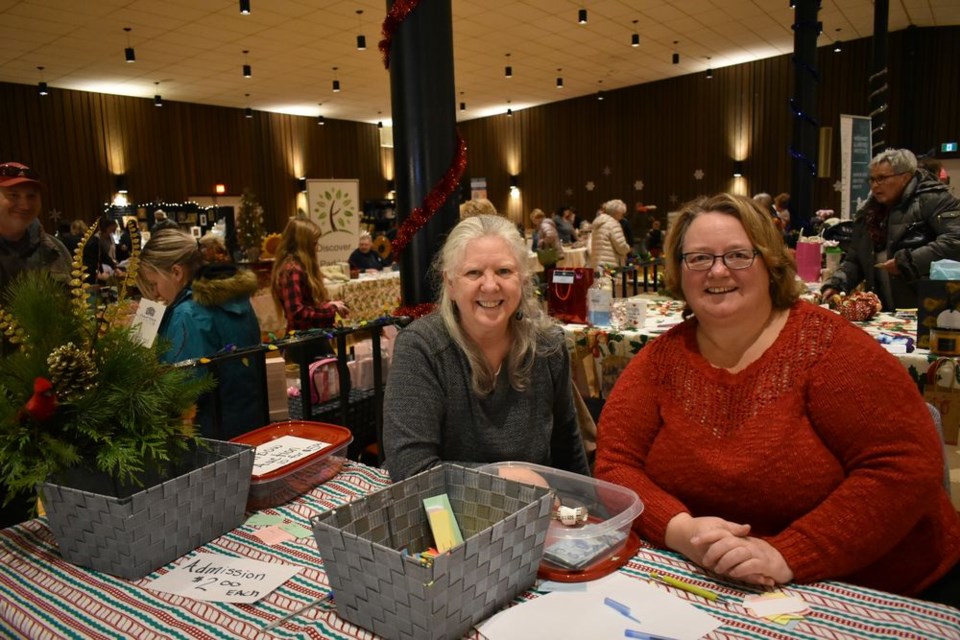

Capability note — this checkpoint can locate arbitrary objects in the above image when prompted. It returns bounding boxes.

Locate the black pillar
[869,0,890,154]
[387,0,460,307]
[789,0,820,228]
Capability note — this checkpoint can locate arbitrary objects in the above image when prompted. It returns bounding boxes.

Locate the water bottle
[587,268,613,326]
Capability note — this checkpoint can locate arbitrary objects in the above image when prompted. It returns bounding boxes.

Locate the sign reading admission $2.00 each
[145,553,301,603]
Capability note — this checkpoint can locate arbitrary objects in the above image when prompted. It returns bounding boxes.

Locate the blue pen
[624,630,679,640]
[603,597,643,624]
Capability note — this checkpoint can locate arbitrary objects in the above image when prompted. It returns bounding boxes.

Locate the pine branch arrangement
[236,188,266,254]
[0,229,214,509]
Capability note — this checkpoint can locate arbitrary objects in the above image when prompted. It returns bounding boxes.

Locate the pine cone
[47,342,98,402]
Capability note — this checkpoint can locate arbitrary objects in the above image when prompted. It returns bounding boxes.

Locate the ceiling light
[245,107,253,119]
[733,161,744,177]
[37,66,48,96]
[242,50,251,78]
[556,69,563,89]
[631,33,640,47]
[706,68,713,79]
[672,52,680,64]
[356,10,366,50]
[332,67,340,92]
[154,81,162,107]
[507,108,513,117]
[123,27,135,63]
[239,0,250,15]
[597,91,604,101]
[505,65,512,78]
[460,102,466,111]
[377,121,383,129]
[578,9,587,24]
[317,114,325,125]
[833,40,843,53]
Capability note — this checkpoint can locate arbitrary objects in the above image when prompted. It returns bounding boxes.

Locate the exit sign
[942,142,958,153]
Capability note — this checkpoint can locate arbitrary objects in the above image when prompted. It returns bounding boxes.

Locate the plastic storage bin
[478,461,643,581]
[231,421,352,510]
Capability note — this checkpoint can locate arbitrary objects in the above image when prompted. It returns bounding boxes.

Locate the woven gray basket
[40,438,254,580]
[311,463,552,640]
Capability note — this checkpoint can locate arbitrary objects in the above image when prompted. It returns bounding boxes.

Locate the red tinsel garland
[393,303,436,320]
[390,133,467,258]
[379,0,421,69]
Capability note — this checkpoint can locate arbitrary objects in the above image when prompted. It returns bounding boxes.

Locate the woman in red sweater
[595,193,960,605]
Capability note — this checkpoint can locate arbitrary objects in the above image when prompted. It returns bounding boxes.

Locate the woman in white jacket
[590,199,631,268]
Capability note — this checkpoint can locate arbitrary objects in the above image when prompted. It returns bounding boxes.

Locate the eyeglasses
[868,171,908,186]
[0,164,40,180]
[681,249,759,271]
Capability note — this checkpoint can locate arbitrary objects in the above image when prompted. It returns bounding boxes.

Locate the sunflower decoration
[373,234,392,261]
[260,232,282,260]
[0,222,213,511]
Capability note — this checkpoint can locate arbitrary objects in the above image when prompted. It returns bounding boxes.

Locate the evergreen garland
[0,260,213,508]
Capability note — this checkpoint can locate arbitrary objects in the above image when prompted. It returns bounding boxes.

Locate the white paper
[131,299,166,347]
[145,553,300,603]
[252,435,332,476]
[743,593,808,617]
[477,573,721,640]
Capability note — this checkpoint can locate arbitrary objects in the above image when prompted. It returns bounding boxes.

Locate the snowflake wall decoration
[585,181,596,191]
[634,180,644,191]
[694,169,705,180]
[602,166,612,176]
[833,180,843,192]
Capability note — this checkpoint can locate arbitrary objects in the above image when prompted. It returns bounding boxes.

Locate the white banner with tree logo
[306,179,360,263]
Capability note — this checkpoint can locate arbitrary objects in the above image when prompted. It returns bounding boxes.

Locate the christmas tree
[236,188,266,258]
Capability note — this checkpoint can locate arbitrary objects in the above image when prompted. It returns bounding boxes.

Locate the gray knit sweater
[382,313,590,481]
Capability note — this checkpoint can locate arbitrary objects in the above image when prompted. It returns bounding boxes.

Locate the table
[2,462,958,639]
[564,301,942,400]
[327,271,401,323]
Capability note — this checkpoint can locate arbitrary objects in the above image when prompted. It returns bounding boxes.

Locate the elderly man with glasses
[821,148,960,310]
[0,162,71,294]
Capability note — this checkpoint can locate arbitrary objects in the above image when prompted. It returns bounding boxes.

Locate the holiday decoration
[831,291,882,322]
[260,233,282,260]
[0,221,212,511]
[236,189,266,260]
[379,0,422,69]
[391,134,467,258]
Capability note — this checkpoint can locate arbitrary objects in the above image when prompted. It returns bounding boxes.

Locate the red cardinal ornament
[19,377,59,423]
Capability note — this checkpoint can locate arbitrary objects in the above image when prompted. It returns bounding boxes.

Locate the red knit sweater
[595,301,960,596]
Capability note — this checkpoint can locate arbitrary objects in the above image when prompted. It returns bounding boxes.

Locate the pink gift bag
[795,241,822,282]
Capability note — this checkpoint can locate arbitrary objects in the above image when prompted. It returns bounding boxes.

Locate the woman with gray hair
[382,214,590,481]
[590,198,631,268]
[821,147,960,310]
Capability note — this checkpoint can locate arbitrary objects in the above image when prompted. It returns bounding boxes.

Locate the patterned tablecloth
[1,462,958,639]
[565,301,942,399]
[327,271,401,323]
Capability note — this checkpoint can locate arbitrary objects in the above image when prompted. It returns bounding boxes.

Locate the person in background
[529,208,546,250]
[589,199,631,268]
[0,162,71,294]
[595,193,960,605]
[383,214,590,482]
[82,216,122,284]
[199,233,232,264]
[348,231,385,273]
[59,219,88,256]
[459,198,498,219]
[269,217,348,332]
[645,218,664,258]
[619,207,636,254]
[137,229,265,440]
[773,193,791,231]
[116,219,139,263]
[821,148,960,310]
[151,209,178,232]
[553,205,577,243]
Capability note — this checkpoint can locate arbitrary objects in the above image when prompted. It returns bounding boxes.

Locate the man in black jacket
[821,148,960,310]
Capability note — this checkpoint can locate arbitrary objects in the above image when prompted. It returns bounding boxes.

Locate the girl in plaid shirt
[270,218,348,332]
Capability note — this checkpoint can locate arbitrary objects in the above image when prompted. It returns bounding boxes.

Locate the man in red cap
[0,162,72,293]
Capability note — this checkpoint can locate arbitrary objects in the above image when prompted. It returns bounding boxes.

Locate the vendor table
[2,462,958,639]
[326,271,401,323]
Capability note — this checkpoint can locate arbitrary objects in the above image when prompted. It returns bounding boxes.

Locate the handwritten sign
[253,435,332,476]
[145,553,300,603]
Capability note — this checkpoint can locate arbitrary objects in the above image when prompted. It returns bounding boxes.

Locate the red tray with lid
[231,421,353,511]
